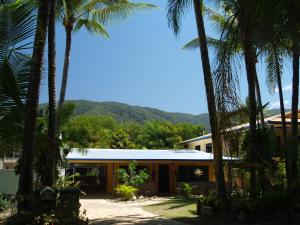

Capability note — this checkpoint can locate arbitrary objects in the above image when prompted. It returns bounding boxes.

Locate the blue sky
[39,0,294,115]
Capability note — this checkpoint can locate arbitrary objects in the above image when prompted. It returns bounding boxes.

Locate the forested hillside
[41,100,283,131]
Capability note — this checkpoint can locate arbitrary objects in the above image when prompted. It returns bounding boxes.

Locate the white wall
[0,169,19,194]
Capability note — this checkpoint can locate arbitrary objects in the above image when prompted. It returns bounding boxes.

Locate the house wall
[186,138,212,152]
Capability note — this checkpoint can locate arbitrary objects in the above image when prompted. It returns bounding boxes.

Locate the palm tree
[213,0,260,196]
[17,0,50,210]
[0,1,34,174]
[43,0,57,186]
[264,42,290,189]
[57,0,156,108]
[274,0,300,191]
[290,42,299,189]
[167,0,226,197]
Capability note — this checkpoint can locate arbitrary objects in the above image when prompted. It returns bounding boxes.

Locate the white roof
[66,148,233,161]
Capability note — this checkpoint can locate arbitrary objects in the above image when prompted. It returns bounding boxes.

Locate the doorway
[158,164,169,193]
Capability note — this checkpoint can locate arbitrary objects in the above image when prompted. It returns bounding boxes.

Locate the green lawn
[143,197,300,225]
[143,197,199,224]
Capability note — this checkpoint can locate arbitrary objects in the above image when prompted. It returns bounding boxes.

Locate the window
[184,144,188,149]
[206,143,212,153]
[195,145,201,151]
[178,166,208,182]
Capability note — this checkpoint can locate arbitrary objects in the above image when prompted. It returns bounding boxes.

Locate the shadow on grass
[89,214,182,225]
[147,197,196,209]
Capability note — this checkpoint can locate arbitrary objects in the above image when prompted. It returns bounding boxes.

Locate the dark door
[158,165,169,193]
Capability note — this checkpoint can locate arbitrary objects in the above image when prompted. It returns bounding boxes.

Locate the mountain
[41,100,286,131]
[62,100,211,129]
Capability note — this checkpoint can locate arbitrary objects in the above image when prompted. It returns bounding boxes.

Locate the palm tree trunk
[290,41,299,191]
[43,0,56,186]
[273,45,289,190]
[255,74,265,124]
[243,35,258,196]
[17,0,49,211]
[58,23,73,108]
[193,0,225,197]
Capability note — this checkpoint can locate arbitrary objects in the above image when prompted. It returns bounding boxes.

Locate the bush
[0,193,11,212]
[199,191,228,211]
[115,184,137,201]
[117,160,149,187]
[182,183,192,197]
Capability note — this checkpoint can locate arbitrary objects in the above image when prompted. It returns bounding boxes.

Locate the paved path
[80,197,187,225]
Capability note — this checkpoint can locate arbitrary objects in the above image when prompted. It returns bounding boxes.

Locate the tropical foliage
[61,115,205,149]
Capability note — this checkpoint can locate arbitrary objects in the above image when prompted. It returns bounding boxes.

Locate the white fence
[0,169,19,194]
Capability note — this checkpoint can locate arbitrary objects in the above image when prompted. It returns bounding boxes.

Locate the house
[66,149,233,195]
[0,152,20,194]
[182,111,300,157]
[0,152,19,170]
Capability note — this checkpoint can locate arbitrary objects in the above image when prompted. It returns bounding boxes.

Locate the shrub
[0,193,11,212]
[115,184,137,201]
[117,160,149,187]
[182,183,192,197]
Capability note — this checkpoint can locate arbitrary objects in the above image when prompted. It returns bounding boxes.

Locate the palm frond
[264,45,284,94]
[74,18,109,37]
[90,2,156,24]
[167,0,192,36]
[0,1,35,65]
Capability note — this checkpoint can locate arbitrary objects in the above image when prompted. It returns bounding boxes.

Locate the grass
[143,197,199,224]
[143,197,300,225]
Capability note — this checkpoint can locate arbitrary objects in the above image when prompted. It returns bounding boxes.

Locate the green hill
[41,100,286,131]
[61,100,211,129]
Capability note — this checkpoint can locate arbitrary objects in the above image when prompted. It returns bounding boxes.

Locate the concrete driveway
[80,197,187,225]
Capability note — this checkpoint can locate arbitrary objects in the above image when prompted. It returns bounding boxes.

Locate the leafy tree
[137,120,182,149]
[175,122,205,141]
[62,115,117,148]
[110,129,135,149]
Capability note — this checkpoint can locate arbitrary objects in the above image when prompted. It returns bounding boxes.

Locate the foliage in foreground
[115,160,149,200]
[0,193,11,212]
[182,183,193,198]
[115,184,138,201]
[199,190,300,215]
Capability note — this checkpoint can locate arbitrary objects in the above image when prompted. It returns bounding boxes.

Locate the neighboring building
[66,149,233,195]
[182,111,300,157]
[0,152,20,194]
[0,152,19,170]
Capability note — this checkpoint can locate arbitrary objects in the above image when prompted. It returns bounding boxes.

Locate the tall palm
[274,0,300,190]
[57,0,156,108]
[184,3,264,195]
[43,0,56,186]
[264,41,290,188]
[212,0,260,196]
[184,6,266,126]
[17,0,50,211]
[167,0,226,197]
